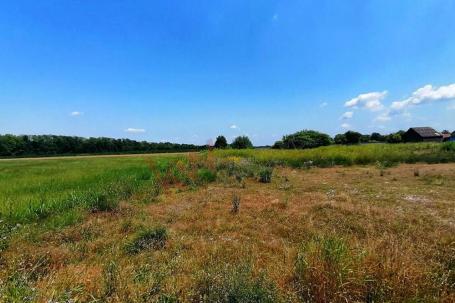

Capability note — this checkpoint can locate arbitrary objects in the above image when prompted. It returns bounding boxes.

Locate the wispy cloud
[320,102,328,108]
[345,91,387,111]
[125,128,146,134]
[272,14,279,21]
[341,111,353,120]
[341,123,350,129]
[230,124,238,129]
[391,83,455,111]
[70,111,83,116]
[374,112,391,122]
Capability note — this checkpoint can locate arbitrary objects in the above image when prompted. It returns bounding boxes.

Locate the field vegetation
[0,143,454,302]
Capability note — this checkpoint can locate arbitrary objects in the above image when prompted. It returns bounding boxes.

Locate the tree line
[272,130,408,149]
[213,130,412,150]
[0,129,429,157]
[0,134,205,157]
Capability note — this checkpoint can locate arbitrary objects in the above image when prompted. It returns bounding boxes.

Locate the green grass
[0,146,454,302]
[215,143,455,167]
[2,143,454,225]
[0,157,155,224]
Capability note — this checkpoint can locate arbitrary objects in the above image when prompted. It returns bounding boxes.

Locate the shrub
[441,142,455,152]
[86,192,118,212]
[278,130,333,149]
[258,167,273,183]
[231,136,253,149]
[197,168,217,184]
[125,227,168,254]
[293,235,363,302]
[192,264,280,303]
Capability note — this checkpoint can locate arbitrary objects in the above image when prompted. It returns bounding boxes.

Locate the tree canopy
[274,130,332,149]
[0,134,204,157]
[231,136,253,149]
[214,136,228,149]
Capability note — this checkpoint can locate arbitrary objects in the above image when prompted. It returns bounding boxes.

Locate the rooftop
[409,127,442,138]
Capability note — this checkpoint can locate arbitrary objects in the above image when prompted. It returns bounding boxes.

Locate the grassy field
[0,144,454,302]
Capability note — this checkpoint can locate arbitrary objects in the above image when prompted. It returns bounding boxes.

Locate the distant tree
[370,132,385,142]
[0,134,205,157]
[386,132,403,144]
[344,131,362,144]
[272,140,284,149]
[276,130,333,149]
[334,134,347,145]
[231,136,253,149]
[360,134,371,143]
[214,136,228,149]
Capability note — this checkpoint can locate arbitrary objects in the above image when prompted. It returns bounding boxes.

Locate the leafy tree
[272,140,284,149]
[344,131,362,144]
[231,136,253,149]
[386,132,403,143]
[360,134,371,143]
[334,134,347,145]
[370,132,385,142]
[277,130,333,149]
[214,136,228,149]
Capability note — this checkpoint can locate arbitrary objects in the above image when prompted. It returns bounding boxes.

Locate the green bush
[192,264,280,302]
[87,192,118,212]
[294,235,363,302]
[197,168,217,184]
[125,227,168,254]
[441,142,455,152]
[258,167,273,183]
[277,130,333,149]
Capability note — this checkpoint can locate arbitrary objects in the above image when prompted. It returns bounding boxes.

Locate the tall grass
[215,143,455,168]
[0,157,153,224]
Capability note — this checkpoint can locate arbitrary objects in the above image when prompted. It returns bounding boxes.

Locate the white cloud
[341,123,350,129]
[375,112,391,122]
[230,124,238,129]
[125,128,146,134]
[345,91,387,111]
[320,102,328,108]
[341,111,353,120]
[391,83,455,111]
[70,111,83,116]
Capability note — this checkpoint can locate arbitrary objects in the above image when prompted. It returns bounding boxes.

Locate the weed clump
[231,194,240,214]
[125,227,168,254]
[102,261,119,299]
[293,235,364,302]
[192,264,280,303]
[258,167,273,183]
[441,142,455,152]
[197,168,217,184]
[87,192,118,212]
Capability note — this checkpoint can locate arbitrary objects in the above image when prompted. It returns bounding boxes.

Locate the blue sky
[1,0,455,145]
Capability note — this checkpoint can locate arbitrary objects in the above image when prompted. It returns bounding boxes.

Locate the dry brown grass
[1,161,454,302]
